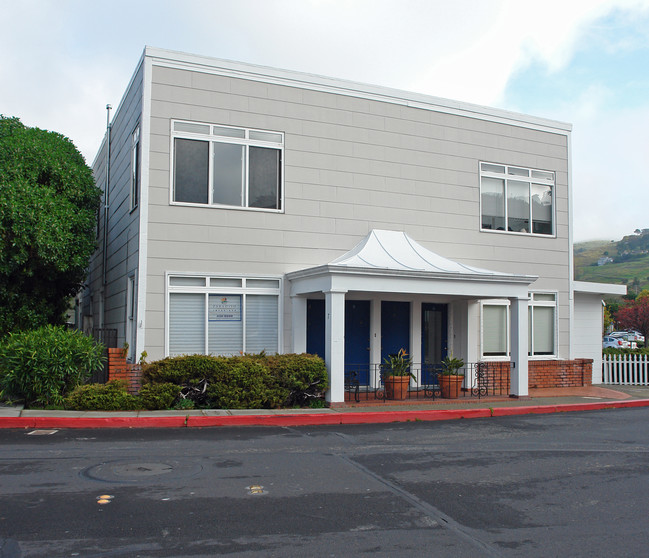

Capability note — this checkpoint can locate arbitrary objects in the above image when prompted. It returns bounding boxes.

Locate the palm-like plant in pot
[383,348,414,400]
[439,354,465,398]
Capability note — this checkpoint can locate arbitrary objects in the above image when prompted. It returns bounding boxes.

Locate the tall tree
[615,290,649,341]
[0,116,102,336]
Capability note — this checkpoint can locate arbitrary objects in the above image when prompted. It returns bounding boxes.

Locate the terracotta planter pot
[440,374,464,399]
[384,375,410,400]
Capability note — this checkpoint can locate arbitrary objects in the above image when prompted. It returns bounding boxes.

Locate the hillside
[574,230,649,295]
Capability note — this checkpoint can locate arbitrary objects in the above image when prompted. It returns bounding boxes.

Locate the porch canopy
[286,230,538,402]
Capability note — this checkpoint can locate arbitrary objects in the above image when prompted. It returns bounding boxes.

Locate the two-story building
[83,47,623,403]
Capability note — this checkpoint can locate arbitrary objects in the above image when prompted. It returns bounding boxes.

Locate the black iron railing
[88,328,118,384]
[344,362,512,403]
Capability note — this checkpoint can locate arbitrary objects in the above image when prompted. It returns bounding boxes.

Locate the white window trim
[529,291,558,359]
[169,120,285,213]
[165,272,283,357]
[479,161,556,238]
[480,299,510,361]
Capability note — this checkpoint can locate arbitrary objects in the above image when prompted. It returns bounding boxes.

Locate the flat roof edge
[573,280,627,296]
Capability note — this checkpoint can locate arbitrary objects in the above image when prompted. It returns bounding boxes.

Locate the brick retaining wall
[107,348,142,394]
[480,359,593,392]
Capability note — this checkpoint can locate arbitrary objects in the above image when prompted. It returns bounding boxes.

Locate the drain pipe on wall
[101,104,112,326]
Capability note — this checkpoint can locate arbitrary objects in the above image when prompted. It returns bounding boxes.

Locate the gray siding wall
[87,63,144,349]
[145,63,571,360]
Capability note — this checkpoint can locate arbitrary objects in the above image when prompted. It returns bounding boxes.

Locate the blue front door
[307,298,371,385]
[345,300,370,385]
[381,301,410,364]
[306,299,325,358]
[421,303,448,384]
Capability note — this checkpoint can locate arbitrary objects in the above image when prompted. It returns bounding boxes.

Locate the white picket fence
[602,354,649,385]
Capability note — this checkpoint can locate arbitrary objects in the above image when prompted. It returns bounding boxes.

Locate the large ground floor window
[481,293,557,358]
[167,275,281,356]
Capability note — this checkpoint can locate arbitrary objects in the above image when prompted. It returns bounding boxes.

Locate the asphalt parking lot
[2,407,649,557]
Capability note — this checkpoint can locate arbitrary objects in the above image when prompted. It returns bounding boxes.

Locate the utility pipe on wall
[101,104,112,325]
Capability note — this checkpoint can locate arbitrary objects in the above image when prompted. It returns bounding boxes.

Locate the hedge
[142,353,328,409]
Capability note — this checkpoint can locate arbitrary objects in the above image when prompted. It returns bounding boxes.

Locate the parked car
[609,332,638,348]
[626,330,645,343]
[603,335,630,349]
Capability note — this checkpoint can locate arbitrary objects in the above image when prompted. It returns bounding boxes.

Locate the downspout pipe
[102,105,112,319]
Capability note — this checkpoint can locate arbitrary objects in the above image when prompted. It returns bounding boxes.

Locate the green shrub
[142,353,328,409]
[0,325,105,406]
[139,382,180,410]
[142,354,230,385]
[603,347,649,355]
[205,358,285,409]
[266,353,328,406]
[65,380,140,411]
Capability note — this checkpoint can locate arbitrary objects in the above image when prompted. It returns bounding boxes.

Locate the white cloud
[572,103,649,241]
[1,0,648,242]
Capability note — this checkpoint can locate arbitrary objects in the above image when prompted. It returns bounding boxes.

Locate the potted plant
[382,348,414,400]
[439,354,465,399]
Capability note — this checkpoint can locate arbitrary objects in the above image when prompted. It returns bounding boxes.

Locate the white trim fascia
[572,280,627,296]
[135,55,152,362]
[91,134,108,172]
[143,46,572,136]
[92,49,147,170]
[568,131,575,359]
[285,264,537,284]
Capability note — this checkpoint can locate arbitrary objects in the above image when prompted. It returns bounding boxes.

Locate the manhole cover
[112,462,173,477]
[82,460,203,483]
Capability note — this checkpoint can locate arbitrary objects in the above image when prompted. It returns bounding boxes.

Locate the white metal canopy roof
[287,230,537,298]
[330,230,513,276]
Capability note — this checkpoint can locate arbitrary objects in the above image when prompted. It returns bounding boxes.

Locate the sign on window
[208,295,241,321]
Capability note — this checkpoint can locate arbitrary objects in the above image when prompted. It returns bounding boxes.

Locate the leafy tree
[615,290,649,341]
[0,116,101,336]
[603,305,614,332]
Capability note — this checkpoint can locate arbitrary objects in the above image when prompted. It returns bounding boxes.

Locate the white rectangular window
[169,293,205,356]
[245,295,278,354]
[480,162,554,235]
[481,294,557,359]
[130,127,140,211]
[172,121,283,211]
[167,275,281,356]
[482,303,509,357]
[126,275,137,361]
[529,292,556,356]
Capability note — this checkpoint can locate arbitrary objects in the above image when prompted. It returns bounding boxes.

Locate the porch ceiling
[286,230,537,298]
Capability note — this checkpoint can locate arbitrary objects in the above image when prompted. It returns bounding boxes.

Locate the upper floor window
[480,163,554,236]
[130,126,140,211]
[171,120,283,211]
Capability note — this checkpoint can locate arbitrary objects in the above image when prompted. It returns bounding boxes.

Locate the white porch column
[509,296,529,397]
[411,302,422,386]
[466,300,480,365]
[291,296,307,354]
[325,290,346,403]
[369,298,381,388]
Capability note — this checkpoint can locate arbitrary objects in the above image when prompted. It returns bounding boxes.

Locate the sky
[1,0,648,243]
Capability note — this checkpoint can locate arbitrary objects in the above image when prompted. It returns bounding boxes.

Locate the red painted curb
[2,399,649,429]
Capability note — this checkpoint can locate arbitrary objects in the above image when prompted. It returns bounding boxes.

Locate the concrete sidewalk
[2,385,649,428]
